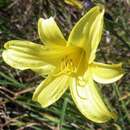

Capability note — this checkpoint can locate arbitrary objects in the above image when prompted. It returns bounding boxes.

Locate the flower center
[59,49,87,77]
[60,56,77,76]
[52,47,87,77]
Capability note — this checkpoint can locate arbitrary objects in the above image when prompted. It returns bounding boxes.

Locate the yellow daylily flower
[64,0,83,9]
[2,5,124,123]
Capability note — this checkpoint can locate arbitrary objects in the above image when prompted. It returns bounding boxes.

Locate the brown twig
[0,86,35,100]
[14,87,35,99]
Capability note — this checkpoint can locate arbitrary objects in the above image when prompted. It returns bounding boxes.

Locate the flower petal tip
[4,41,10,49]
[32,94,37,101]
[97,4,105,12]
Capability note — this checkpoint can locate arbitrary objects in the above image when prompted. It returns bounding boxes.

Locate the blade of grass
[113,83,130,127]
[0,71,25,87]
[59,97,68,129]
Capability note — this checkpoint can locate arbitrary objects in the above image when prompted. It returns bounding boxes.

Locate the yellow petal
[2,40,47,70]
[32,65,55,77]
[64,0,83,9]
[2,40,80,69]
[91,62,124,84]
[33,74,55,101]
[70,77,116,123]
[33,74,69,107]
[38,17,66,46]
[68,5,104,62]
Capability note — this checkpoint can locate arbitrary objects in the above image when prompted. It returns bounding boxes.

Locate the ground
[0,0,130,130]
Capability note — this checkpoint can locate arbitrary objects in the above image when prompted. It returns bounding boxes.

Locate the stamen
[60,56,76,76]
[52,56,76,77]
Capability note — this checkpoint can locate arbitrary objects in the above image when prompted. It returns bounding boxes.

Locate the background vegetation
[0,0,130,130]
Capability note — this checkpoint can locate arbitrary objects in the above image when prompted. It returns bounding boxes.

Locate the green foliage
[0,0,10,8]
[0,0,130,130]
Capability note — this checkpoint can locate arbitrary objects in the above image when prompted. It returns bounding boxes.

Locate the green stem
[59,97,68,129]
[113,83,130,123]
